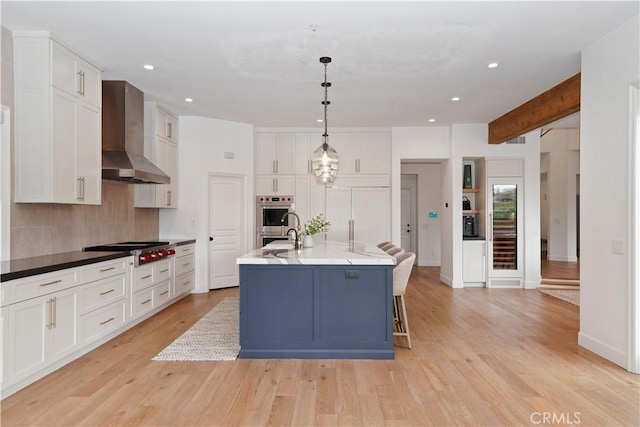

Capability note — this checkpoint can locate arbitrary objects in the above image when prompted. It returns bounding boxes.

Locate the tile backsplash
[11,181,159,259]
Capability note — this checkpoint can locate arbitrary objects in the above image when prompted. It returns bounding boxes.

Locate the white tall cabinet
[14,32,102,204]
[255,129,391,247]
[135,103,179,208]
[255,132,295,196]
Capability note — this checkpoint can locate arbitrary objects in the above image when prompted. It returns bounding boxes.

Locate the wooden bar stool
[392,252,416,348]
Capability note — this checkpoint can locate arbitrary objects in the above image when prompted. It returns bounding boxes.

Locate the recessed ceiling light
[488,62,499,68]
[451,97,460,102]
[185,98,193,102]
[143,64,154,70]
[428,118,436,123]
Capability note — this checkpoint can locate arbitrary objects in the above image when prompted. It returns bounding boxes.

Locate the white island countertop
[237,240,395,265]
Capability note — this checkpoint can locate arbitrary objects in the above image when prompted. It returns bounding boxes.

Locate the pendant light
[312,56,339,185]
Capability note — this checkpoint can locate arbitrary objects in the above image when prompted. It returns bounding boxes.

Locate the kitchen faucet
[281,212,302,249]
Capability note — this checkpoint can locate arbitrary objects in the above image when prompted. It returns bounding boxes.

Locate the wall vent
[506,136,526,144]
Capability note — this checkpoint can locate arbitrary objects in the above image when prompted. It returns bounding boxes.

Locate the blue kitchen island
[236,240,395,359]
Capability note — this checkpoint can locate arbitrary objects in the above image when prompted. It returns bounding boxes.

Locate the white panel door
[51,87,77,203]
[208,175,244,289]
[401,189,412,251]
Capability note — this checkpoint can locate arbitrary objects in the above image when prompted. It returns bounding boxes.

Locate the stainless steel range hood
[102,80,170,184]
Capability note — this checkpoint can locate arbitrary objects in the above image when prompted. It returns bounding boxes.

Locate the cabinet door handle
[183,263,191,267]
[100,317,115,326]
[275,178,278,193]
[40,279,62,287]
[489,213,493,242]
[183,248,191,252]
[99,289,115,296]
[141,274,152,280]
[141,299,152,305]
[77,177,83,200]
[47,299,53,329]
[160,290,169,296]
[99,266,115,273]
[51,297,57,328]
[81,71,86,96]
[77,71,83,95]
[160,268,169,273]
[182,281,191,286]
[167,122,172,139]
[275,159,279,174]
[308,159,311,174]
[167,190,171,206]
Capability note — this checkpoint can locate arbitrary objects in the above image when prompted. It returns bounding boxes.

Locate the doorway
[400,174,417,256]
[208,174,246,289]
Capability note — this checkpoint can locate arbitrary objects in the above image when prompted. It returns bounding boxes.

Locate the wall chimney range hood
[101,80,170,184]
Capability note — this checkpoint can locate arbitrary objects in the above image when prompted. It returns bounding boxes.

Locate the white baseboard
[439,273,453,287]
[578,331,628,370]
[524,278,541,289]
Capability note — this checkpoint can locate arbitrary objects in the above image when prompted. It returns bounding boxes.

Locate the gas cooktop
[84,241,171,252]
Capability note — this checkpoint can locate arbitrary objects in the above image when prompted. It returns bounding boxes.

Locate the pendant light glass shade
[312,142,339,184]
[312,56,339,185]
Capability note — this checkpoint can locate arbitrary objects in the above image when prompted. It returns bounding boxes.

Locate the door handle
[209,237,213,241]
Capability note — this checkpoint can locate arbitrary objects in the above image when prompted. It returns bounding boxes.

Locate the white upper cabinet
[294,132,323,175]
[135,102,179,208]
[327,132,390,175]
[255,132,295,175]
[14,33,102,204]
[154,105,179,144]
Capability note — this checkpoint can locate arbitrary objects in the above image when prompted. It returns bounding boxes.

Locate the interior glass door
[487,177,523,285]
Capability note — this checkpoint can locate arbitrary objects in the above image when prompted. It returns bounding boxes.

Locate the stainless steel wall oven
[256,195,294,247]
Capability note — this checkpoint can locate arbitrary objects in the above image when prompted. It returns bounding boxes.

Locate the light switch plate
[612,239,625,254]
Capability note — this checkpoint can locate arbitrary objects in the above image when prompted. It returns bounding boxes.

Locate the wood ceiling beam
[488,73,581,144]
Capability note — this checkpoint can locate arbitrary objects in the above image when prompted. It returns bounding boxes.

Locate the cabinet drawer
[79,300,126,345]
[175,244,194,257]
[175,254,195,277]
[133,265,154,292]
[174,271,194,297]
[81,258,129,284]
[154,281,171,307]
[8,270,78,306]
[78,274,126,314]
[133,288,154,318]
[154,260,172,283]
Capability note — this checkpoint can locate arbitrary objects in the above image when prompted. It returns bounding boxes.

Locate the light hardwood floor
[2,267,637,426]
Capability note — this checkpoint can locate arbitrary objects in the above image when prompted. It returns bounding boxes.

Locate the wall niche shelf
[463,209,480,214]
[463,188,480,193]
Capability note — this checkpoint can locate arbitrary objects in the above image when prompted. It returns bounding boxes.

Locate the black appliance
[84,241,176,266]
[463,216,477,238]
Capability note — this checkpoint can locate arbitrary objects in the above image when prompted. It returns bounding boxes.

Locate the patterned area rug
[539,289,580,306]
[152,297,240,361]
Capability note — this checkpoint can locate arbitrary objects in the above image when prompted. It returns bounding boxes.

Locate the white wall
[579,14,640,370]
[401,163,442,266]
[540,128,580,262]
[159,116,254,293]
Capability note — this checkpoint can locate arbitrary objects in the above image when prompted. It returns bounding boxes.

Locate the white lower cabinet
[78,300,126,346]
[174,244,195,298]
[131,258,173,319]
[463,240,486,285]
[3,286,78,386]
[2,243,196,398]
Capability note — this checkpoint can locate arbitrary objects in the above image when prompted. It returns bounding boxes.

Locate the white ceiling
[2,1,638,128]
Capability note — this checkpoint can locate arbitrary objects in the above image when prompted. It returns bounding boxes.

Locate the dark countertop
[1,251,131,283]
[1,239,197,283]
[169,239,196,246]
